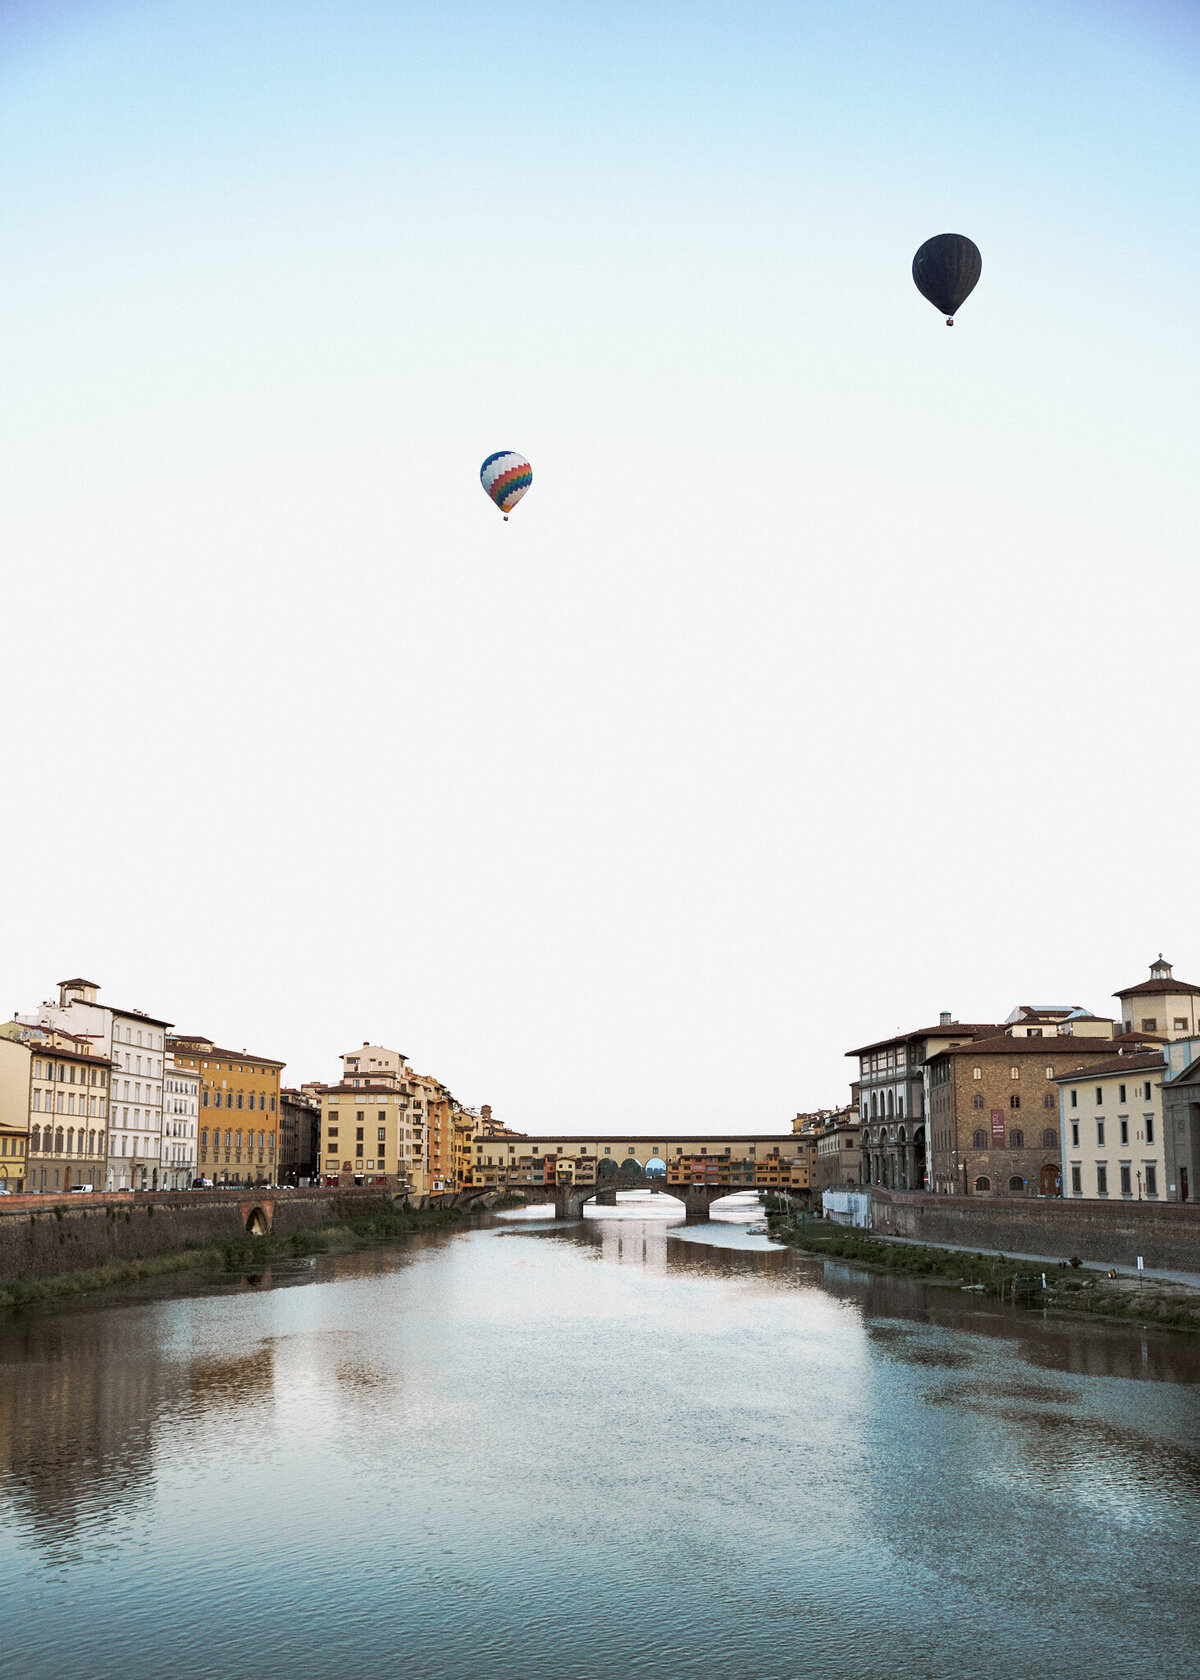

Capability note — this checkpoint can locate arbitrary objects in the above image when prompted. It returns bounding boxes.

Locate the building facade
[279,1087,321,1184]
[926,1034,1123,1196]
[1159,1035,1200,1203]
[1056,1051,1165,1203]
[169,1036,284,1185]
[0,1035,32,1191]
[321,1044,415,1190]
[162,1052,199,1189]
[816,1117,863,1191]
[30,978,171,1191]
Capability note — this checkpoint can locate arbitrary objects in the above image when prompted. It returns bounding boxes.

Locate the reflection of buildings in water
[0,1314,278,1553]
[596,1219,671,1274]
[0,1314,171,1547]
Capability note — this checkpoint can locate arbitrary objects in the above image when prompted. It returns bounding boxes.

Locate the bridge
[454,1129,815,1220]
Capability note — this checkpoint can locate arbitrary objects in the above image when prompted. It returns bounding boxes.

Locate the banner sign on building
[991,1108,1005,1146]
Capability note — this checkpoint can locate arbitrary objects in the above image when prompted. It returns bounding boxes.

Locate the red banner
[991,1108,1005,1146]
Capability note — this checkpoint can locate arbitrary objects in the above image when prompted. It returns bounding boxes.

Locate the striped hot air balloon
[480,450,532,520]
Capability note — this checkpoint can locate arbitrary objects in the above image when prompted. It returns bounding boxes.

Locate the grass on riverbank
[770,1217,1200,1331]
[0,1204,464,1312]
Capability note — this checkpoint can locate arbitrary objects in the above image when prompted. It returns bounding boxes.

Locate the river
[2,1195,1199,1680]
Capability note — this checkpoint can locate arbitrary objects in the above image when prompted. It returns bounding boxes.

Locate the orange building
[169,1035,285,1185]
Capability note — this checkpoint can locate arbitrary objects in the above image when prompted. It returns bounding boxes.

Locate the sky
[2,0,1199,1132]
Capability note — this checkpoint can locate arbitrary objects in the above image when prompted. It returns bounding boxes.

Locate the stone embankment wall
[0,1188,395,1283]
[873,1189,1200,1270]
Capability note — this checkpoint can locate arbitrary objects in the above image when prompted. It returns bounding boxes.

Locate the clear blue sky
[2,1,1198,1127]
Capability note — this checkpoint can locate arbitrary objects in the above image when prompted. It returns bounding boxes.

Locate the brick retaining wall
[873,1189,1200,1270]
[0,1188,396,1283]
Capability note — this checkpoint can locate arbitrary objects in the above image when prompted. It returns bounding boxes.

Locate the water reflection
[1,1218,1198,1680]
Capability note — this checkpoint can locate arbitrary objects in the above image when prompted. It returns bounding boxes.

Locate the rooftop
[846,1023,1004,1058]
[1115,956,1200,998]
[1054,1051,1166,1081]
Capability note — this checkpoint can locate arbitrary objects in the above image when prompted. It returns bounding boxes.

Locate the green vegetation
[0,1203,465,1313]
[771,1217,1200,1332]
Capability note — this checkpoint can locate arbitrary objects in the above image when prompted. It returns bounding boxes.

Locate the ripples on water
[1,1194,1199,1680]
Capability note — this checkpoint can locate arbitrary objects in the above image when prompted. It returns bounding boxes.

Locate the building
[1004,1004,1115,1038]
[926,1033,1124,1197]
[29,978,172,1191]
[815,1114,862,1192]
[1159,1036,1200,1203]
[0,1034,33,1191]
[169,1036,284,1185]
[849,1015,1006,1191]
[320,1044,415,1190]
[1056,1051,1166,1203]
[162,1051,200,1189]
[279,1087,321,1184]
[1114,955,1200,1040]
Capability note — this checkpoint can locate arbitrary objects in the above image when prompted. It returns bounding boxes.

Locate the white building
[163,1051,199,1189]
[32,978,173,1191]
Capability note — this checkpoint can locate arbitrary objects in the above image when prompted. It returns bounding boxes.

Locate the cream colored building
[1114,956,1200,1040]
[163,1051,200,1189]
[1056,1051,1166,1202]
[24,1031,112,1193]
[0,1034,33,1190]
[322,1043,416,1190]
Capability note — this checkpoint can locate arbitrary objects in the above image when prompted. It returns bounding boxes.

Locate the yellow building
[321,1044,414,1189]
[169,1035,284,1185]
[19,1031,112,1193]
[0,1034,33,1191]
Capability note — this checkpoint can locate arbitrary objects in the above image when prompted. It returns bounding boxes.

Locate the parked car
[69,1183,96,1194]
[190,1177,214,1189]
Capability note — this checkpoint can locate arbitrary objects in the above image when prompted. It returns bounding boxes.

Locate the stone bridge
[462,1180,770,1222]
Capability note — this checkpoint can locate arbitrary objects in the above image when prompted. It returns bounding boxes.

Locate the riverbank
[770,1217,1200,1331]
[0,1204,465,1312]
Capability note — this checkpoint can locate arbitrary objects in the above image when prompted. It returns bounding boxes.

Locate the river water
[2,1196,1199,1680]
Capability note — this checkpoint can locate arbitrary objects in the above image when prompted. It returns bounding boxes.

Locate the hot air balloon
[480,451,532,521]
[912,234,981,325]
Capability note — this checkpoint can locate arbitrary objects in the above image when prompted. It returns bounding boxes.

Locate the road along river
[1,1194,1198,1680]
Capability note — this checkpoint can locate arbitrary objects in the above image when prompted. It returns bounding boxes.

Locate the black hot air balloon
[912,233,981,325]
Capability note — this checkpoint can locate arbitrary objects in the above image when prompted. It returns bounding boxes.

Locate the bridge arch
[245,1205,271,1237]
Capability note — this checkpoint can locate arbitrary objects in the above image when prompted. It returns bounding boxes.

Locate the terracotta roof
[169,1040,284,1068]
[928,1034,1119,1060]
[1111,1031,1168,1048]
[846,1024,1005,1058]
[1114,977,1200,997]
[1054,1051,1165,1082]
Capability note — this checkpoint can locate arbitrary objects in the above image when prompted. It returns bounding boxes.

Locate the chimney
[939,1011,952,1027]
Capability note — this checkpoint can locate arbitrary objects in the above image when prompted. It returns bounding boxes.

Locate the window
[1009,1095,1021,1109]
[973,1129,987,1149]
[1095,1087,1103,1105]
[1141,1019,1157,1033]
[1174,1018,1187,1032]
[1009,1067,1020,1079]
[974,1176,990,1192]
[1044,1094,1055,1109]
[1070,1121,1079,1147]
[1008,1176,1025,1193]
[1045,1067,1055,1079]
[1096,1120,1105,1146]
[1071,1164,1082,1195]
[1143,1081,1152,1101]
[1146,1115,1155,1145]
[1042,1128,1057,1148]
[1120,1163,1132,1196]
[1096,1163,1108,1195]
[972,1066,981,1080]
[378,1127,386,1141]
[1146,1163,1158,1196]
[973,1094,984,1109]
[1119,1118,1129,1145]
[225,1093,233,1109]
[356,1127,364,1140]
[1009,1129,1024,1149]
[1118,1083,1126,1104]
[1070,1089,1078,1108]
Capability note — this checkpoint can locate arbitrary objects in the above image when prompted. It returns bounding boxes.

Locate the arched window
[974,1176,991,1192]
[887,1091,894,1117]
[1042,1128,1057,1148]
[1009,1095,1021,1109]
[1044,1094,1055,1109]
[1009,1129,1024,1149]
[1008,1175,1025,1193]
[67,1128,75,1153]
[97,1132,104,1156]
[88,1130,96,1154]
[898,1095,904,1118]
[973,1129,987,1149]
[973,1094,984,1109]
[54,1128,64,1153]
[202,1090,209,1108]
[30,1125,40,1152]
[870,1092,878,1118]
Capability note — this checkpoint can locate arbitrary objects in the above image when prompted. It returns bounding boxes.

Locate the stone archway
[245,1206,271,1237]
[1039,1162,1062,1198]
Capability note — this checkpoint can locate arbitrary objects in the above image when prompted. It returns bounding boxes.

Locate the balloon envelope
[480,451,532,515]
[912,234,982,319]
